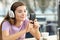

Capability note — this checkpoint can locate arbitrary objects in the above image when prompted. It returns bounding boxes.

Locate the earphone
[9,10,15,18]
[8,9,28,18]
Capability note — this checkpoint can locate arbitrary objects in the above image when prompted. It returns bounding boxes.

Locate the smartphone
[29,13,36,24]
[29,13,36,21]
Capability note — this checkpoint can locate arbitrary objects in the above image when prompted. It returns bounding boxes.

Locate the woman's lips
[20,16,25,18]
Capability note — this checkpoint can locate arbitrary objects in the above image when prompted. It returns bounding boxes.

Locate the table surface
[25,35,57,40]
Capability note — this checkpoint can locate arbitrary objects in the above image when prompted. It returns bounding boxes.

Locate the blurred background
[0,0,59,38]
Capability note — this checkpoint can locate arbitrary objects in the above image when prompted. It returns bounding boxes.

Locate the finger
[30,23,33,25]
[34,22,37,25]
[29,20,33,22]
[29,24,33,29]
[34,22,39,26]
[34,19,37,22]
[29,20,34,24]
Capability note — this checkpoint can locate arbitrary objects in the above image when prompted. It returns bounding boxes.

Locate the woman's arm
[30,28,40,40]
[2,29,27,40]
[29,19,40,40]
[2,21,29,40]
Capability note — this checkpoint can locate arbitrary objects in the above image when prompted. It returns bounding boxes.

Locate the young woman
[2,2,40,40]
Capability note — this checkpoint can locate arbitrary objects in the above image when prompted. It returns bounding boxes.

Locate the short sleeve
[2,21,10,31]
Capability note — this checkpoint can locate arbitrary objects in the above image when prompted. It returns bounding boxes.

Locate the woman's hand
[25,20,34,32]
[25,19,40,32]
[29,19,40,40]
[33,19,40,30]
[25,19,40,40]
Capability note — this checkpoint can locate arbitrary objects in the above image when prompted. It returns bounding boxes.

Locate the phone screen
[29,13,36,21]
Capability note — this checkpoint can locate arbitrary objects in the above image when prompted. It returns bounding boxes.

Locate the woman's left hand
[33,19,40,29]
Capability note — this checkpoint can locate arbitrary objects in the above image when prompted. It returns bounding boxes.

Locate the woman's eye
[18,11,22,13]
[18,10,27,13]
[24,10,26,12]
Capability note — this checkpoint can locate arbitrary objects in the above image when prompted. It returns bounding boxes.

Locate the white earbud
[9,10,15,18]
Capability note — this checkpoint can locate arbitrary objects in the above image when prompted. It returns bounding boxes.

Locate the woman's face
[15,6,27,21]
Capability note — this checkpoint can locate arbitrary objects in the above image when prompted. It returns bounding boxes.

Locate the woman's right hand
[25,20,33,32]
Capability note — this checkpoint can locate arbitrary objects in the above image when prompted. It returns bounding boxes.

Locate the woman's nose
[22,12,25,16]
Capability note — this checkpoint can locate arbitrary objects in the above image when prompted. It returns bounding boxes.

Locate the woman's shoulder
[2,21,10,26]
[2,21,11,31]
[3,21,9,24]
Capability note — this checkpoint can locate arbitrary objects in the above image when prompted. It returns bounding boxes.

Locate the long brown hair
[1,2,25,26]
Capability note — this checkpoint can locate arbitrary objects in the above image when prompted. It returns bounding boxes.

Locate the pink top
[2,19,28,40]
